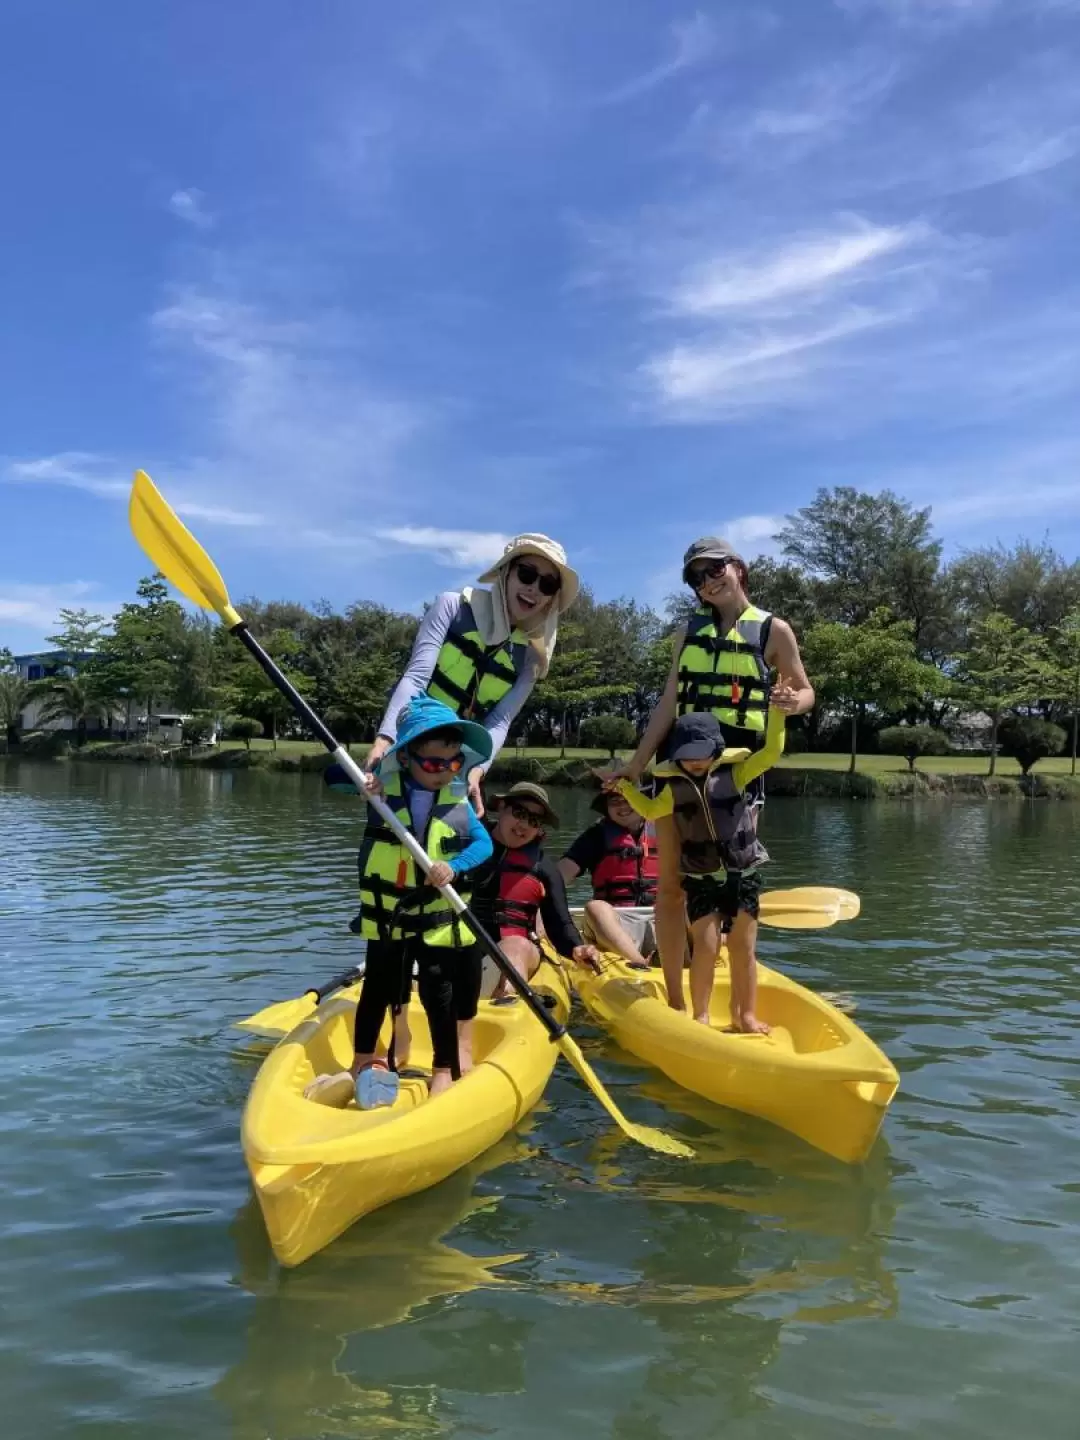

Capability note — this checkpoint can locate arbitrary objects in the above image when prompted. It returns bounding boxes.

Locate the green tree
[778,487,943,636]
[227,716,264,750]
[530,615,633,755]
[93,575,187,737]
[29,676,112,747]
[45,608,109,666]
[745,556,821,640]
[951,612,1051,776]
[579,713,637,760]
[1050,609,1080,776]
[803,610,944,773]
[326,652,398,747]
[997,716,1066,776]
[0,670,30,746]
[948,540,1080,637]
[877,724,950,772]
[224,629,312,749]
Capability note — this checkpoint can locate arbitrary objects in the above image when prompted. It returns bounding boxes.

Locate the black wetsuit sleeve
[538,857,583,958]
[561,822,605,875]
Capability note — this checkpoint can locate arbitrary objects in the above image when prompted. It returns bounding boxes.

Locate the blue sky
[3,0,1080,652]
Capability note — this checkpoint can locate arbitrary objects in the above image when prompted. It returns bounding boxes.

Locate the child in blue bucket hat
[311,696,494,1108]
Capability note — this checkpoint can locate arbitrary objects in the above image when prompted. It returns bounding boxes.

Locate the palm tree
[30,677,110,747]
[0,672,30,746]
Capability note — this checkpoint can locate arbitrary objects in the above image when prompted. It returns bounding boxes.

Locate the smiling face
[688,557,746,611]
[505,554,561,627]
[493,799,546,848]
[603,793,643,831]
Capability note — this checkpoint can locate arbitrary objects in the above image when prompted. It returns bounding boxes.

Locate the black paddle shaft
[232,622,338,751]
[306,965,365,1003]
[231,621,568,1044]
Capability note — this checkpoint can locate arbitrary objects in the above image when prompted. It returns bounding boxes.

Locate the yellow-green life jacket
[356,771,475,947]
[676,604,772,743]
[426,598,526,721]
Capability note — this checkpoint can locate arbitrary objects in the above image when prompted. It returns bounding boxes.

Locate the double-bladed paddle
[129,469,692,1160]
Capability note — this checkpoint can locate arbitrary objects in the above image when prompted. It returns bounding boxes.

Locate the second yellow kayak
[242,957,571,1266]
[572,951,898,1164]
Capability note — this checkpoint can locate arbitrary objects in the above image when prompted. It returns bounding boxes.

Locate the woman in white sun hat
[364,533,580,813]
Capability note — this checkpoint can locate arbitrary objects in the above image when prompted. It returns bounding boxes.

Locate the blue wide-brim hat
[381,695,493,774]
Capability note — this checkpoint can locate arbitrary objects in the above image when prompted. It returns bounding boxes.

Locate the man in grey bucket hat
[599,532,815,1016]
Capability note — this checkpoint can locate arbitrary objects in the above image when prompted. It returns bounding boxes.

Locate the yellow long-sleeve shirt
[615,706,786,821]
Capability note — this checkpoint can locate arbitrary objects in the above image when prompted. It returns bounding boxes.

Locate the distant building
[10,651,185,741]
[11,651,98,733]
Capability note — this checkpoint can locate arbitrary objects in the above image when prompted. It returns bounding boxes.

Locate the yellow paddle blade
[759,902,841,930]
[759,886,861,929]
[129,469,243,627]
[235,993,319,1037]
[556,1032,694,1159]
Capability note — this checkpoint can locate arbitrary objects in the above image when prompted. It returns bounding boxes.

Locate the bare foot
[730,1012,770,1035]
[693,1011,711,1027]
[428,1068,454,1098]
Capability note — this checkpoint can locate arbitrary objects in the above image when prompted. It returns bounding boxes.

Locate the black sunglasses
[513,560,561,597]
[686,558,732,590]
[507,801,546,825]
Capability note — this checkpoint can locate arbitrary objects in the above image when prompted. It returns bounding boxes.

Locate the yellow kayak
[241,957,571,1267]
[571,951,898,1164]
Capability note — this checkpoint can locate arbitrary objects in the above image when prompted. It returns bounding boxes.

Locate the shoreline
[4,741,1079,800]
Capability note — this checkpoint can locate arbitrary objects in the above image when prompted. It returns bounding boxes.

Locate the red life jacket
[591,821,658,907]
[495,840,546,938]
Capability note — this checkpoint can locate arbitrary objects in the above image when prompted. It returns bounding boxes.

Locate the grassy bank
[5,735,1080,798]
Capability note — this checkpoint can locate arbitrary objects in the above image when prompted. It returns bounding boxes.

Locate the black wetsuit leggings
[353,939,484,1072]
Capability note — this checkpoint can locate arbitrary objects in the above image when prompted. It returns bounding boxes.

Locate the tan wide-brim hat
[490,781,560,827]
[478,533,580,613]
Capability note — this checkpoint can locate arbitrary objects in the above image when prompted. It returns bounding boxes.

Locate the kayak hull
[242,959,570,1266]
[572,953,897,1164]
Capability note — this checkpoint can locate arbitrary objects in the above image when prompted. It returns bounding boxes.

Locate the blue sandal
[355,1062,400,1110]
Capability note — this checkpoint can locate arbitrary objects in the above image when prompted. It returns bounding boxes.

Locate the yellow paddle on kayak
[129,469,692,1161]
[239,883,862,1038]
[236,964,365,1037]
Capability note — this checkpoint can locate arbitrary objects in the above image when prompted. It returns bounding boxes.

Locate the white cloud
[722,514,785,559]
[149,280,429,525]
[872,441,1080,538]
[168,188,215,229]
[4,452,127,498]
[0,582,113,639]
[375,526,511,569]
[700,51,900,164]
[669,220,925,316]
[599,12,716,106]
[2,452,266,528]
[643,305,903,415]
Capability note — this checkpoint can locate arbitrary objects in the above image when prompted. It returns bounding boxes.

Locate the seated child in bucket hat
[466,782,600,1016]
[613,707,785,1034]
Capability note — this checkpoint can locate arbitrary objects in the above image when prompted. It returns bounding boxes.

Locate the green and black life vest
[676,604,772,745]
[426,598,527,722]
[653,761,768,877]
[356,771,475,947]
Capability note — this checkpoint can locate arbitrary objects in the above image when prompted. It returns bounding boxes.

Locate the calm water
[2,761,1079,1440]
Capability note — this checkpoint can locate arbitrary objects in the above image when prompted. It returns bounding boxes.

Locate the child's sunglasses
[408,750,466,774]
[507,801,546,826]
[513,560,561,598]
[686,558,732,590]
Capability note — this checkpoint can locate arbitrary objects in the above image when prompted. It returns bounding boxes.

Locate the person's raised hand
[426,861,454,889]
[467,768,485,817]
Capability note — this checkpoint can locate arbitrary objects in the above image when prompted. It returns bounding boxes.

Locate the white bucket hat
[478,533,580,614]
